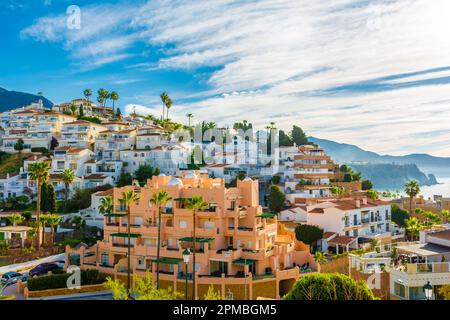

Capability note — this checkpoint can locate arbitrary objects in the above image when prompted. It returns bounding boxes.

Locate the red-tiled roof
[95,189,113,196]
[428,229,450,241]
[84,174,107,180]
[323,232,337,239]
[328,236,356,245]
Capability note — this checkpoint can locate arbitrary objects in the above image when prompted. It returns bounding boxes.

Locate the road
[0,253,65,300]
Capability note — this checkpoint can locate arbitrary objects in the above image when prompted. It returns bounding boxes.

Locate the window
[394,282,405,298]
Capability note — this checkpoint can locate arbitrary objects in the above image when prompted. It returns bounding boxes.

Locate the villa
[65,174,314,299]
[59,120,107,149]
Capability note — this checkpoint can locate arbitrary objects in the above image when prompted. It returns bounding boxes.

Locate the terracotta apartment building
[65,173,314,299]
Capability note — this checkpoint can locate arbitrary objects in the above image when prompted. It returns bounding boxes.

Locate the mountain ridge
[0,87,53,111]
[309,136,450,177]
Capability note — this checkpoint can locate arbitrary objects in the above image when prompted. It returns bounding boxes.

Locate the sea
[379,177,450,200]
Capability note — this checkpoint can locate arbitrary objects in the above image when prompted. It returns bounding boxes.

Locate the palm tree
[39,214,50,245]
[149,190,173,289]
[186,113,194,127]
[330,186,345,198]
[165,96,173,121]
[160,92,170,122]
[110,91,119,118]
[28,162,50,248]
[69,103,77,116]
[61,169,75,212]
[119,190,140,294]
[185,196,208,300]
[84,89,92,106]
[46,214,61,245]
[404,181,420,215]
[98,196,114,224]
[97,88,109,107]
[405,216,422,241]
[313,251,327,263]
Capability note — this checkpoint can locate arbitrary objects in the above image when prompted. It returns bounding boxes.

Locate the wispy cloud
[19,0,450,156]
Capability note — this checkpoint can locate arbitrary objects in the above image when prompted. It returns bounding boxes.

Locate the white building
[60,120,107,149]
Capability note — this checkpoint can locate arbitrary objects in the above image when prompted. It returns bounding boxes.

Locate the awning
[233,259,256,266]
[105,213,127,217]
[178,237,214,243]
[257,213,277,219]
[151,257,182,265]
[111,233,141,238]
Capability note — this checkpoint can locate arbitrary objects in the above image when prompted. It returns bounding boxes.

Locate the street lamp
[183,249,191,300]
[423,281,433,300]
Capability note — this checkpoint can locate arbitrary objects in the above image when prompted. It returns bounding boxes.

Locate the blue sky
[1,0,450,156]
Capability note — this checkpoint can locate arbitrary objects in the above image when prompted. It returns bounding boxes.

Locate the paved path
[0,253,65,300]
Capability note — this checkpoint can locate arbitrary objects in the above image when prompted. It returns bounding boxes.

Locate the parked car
[1,272,27,285]
[28,263,60,277]
[54,260,65,268]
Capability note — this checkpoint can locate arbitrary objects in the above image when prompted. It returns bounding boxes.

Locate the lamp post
[423,281,433,300]
[183,249,191,300]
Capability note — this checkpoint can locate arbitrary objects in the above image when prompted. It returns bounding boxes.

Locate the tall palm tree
[97,88,109,107]
[47,214,61,245]
[84,89,92,106]
[119,190,140,294]
[186,113,194,127]
[165,96,173,121]
[160,92,170,122]
[61,169,75,212]
[405,216,422,241]
[39,214,50,245]
[110,91,119,118]
[28,162,50,248]
[149,190,173,289]
[404,181,420,215]
[98,195,114,224]
[185,196,208,300]
[70,103,77,116]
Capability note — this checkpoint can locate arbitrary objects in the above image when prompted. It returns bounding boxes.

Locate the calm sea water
[380,177,450,199]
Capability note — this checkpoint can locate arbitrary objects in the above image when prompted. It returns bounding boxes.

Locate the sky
[1,0,450,157]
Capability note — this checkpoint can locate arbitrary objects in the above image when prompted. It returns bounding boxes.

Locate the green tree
[97,88,109,106]
[291,125,309,146]
[405,216,422,241]
[133,165,153,187]
[330,186,345,198]
[105,271,181,300]
[14,138,25,153]
[391,204,410,227]
[153,167,160,176]
[439,284,450,300]
[7,213,25,226]
[313,251,327,263]
[283,273,376,300]
[150,190,173,289]
[84,89,92,106]
[295,224,324,252]
[268,185,285,213]
[110,91,119,117]
[28,161,50,248]
[186,113,194,127]
[98,195,114,224]
[442,210,450,224]
[46,214,60,245]
[40,183,57,214]
[404,180,420,214]
[61,169,75,212]
[185,196,208,300]
[116,108,122,120]
[117,171,133,187]
[69,103,77,116]
[160,91,170,122]
[119,190,140,294]
[361,179,373,190]
[279,130,293,146]
[366,189,379,200]
[78,105,84,117]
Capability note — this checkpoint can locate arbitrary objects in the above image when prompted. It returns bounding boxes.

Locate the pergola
[0,226,33,247]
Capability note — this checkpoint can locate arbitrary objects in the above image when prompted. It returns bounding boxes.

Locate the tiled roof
[85,159,96,164]
[323,232,337,240]
[95,189,114,196]
[428,229,450,241]
[328,236,356,245]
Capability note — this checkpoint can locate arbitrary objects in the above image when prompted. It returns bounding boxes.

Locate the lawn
[0,152,31,175]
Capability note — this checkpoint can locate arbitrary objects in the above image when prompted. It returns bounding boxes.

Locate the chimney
[355,199,360,208]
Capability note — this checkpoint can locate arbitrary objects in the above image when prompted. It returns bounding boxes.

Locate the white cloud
[20,0,450,156]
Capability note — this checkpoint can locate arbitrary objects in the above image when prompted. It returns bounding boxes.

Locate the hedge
[28,269,106,291]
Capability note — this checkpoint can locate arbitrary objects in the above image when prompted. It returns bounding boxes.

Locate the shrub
[295,224,324,252]
[27,269,106,291]
[283,273,376,300]
[31,147,50,155]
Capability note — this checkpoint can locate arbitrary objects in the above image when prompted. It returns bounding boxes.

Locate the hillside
[309,136,450,177]
[0,87,53,111]
[349,163,438,189]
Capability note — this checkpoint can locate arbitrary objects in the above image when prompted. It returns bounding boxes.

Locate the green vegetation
[14,138,24,153]
[361,179,373,190]
[339,164,361,182]
[268,185,285,212]
[77,116,101,124]
[233,120,253,131]
[391,204,410,227]
[117,171,133,187]
[278,125,314,147]
[404,180,421,214]
[105,271,181,300]
[0,151,31,175]
[366,189,379,200]
[27,269,105,291]
[204,285,222,300]
[0,195,30,210]
[65,188,96,213]
[283,273,376,300]
[295,224,324,253]
[133,165,156,186]
[40,183,57,213]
